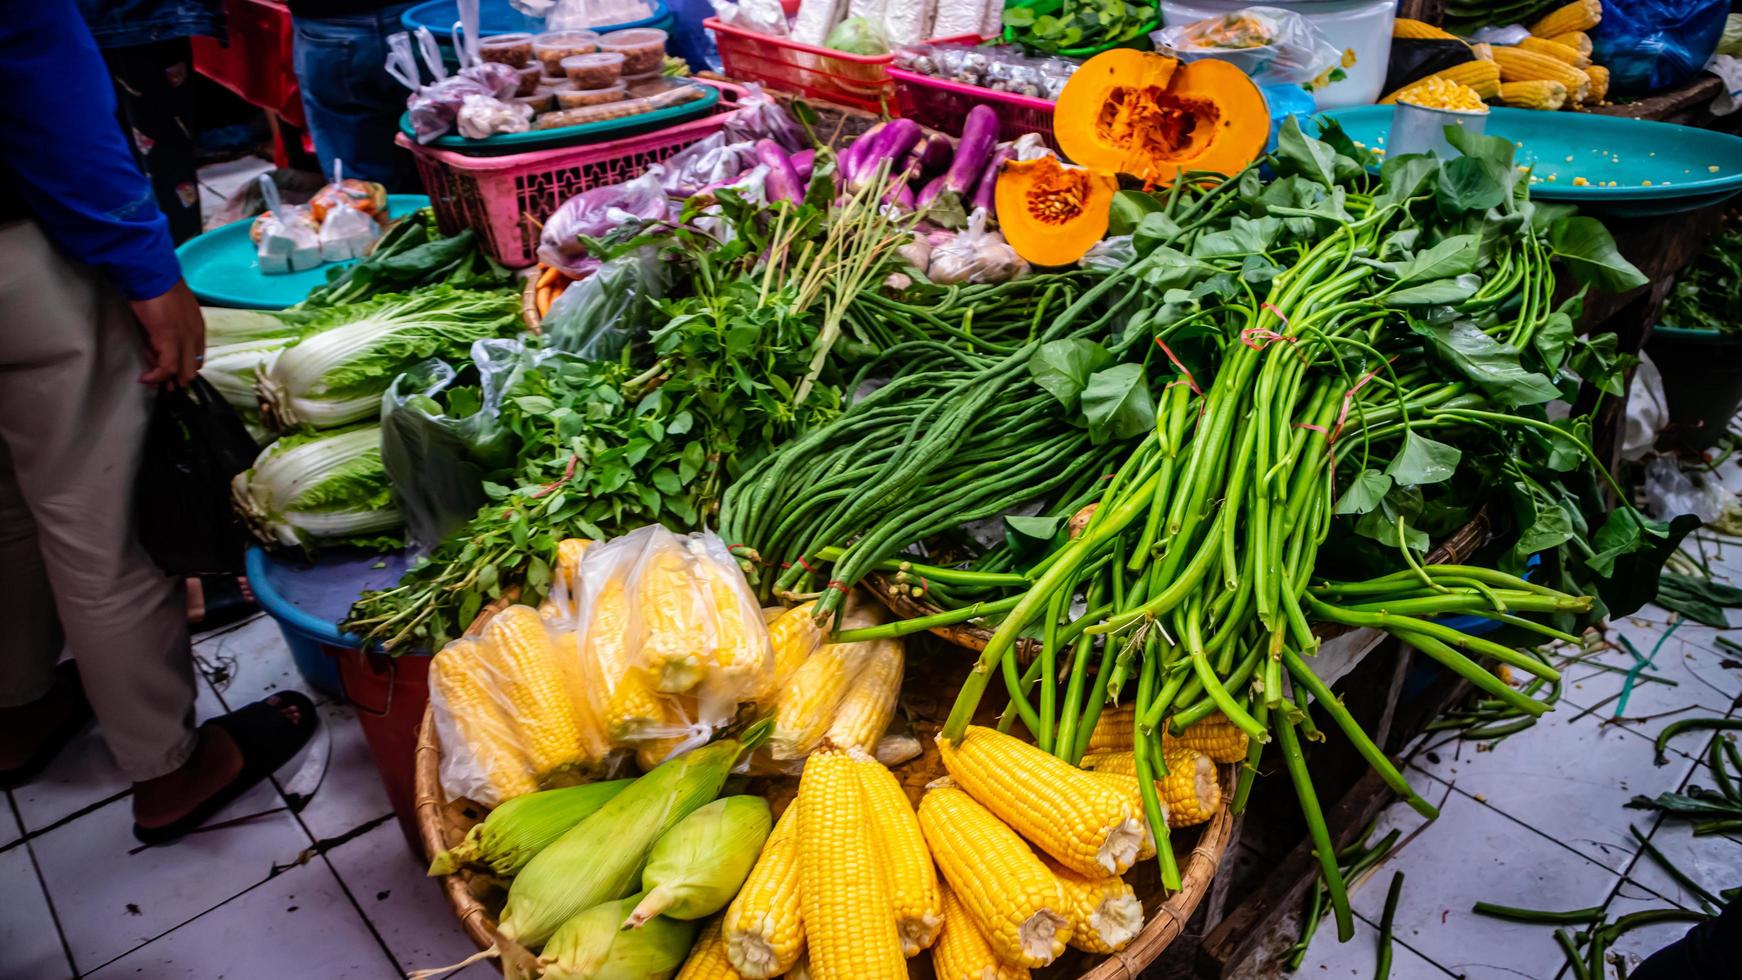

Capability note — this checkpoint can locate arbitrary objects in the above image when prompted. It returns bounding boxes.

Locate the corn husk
[427,779,635,877]
[538,892,699,980]
[626,796,773,927]
[496,721,770,948]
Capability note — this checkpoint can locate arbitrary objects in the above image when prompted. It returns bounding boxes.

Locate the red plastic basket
[890,67,1058,151]
[705,17,897,114]
[399,83,743,268]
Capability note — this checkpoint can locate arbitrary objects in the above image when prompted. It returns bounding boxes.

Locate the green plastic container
[1646,324,1742,450]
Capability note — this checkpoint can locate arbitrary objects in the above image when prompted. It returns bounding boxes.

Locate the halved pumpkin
[995,155,1117,268]
[1054,50,1269,185]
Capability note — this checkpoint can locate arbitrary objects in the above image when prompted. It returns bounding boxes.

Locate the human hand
[132,279,206,387]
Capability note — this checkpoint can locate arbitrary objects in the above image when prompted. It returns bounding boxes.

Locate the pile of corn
[1386,1,1610,112]
[428,529,908,807]
[679,718,1239,979]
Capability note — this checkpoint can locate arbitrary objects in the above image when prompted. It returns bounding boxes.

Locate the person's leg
[292,4,422,192]
[0,219,198,782]
[102,40,203,245]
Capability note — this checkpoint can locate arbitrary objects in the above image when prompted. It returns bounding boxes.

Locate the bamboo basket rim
[415,704,1237,976]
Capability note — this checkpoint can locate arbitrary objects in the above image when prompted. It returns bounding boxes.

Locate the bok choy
[232,424,401,547]
[256,286,521,432]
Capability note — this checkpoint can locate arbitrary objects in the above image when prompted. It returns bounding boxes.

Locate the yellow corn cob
[480,606,586,778]
[694,547,767,694]
[548,628,611,764]
[676,916,742,980]
[1380,61,1500,103]
[770,639,875,760]
[1529,0,1600,38]
[1519,35,1589,68]
[917,786,1070,968]
[1160,746,1221,827]
[1392,17,1458,40]
[757,601,824,708]
[637,544,713,693]
[796,748,906,980]
[1498,79,1569,110]
[428,639,539,801]
[724,804,804,978]
[554,538,592,595]
[938,726,1144,877]
[1492,46,1589,102]
[785,954,812,980]
[1585,64,1609,104]
[1395,75,1488,111]
[930,884,1030,980]
[825,639,904,750]
[585,575,672,740]
[760,605,787,624]
[1043,857,1144,954]
[1082,750,1221,828]
[1547,31,1592,56]
[1085,704,1133,755]
[1170,715,1250,764]
[852,750,941,956]
[1082,770,1161,860]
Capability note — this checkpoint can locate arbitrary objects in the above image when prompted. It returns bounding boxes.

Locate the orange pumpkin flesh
[1055,50,1269,185]
[995,155,1117,268]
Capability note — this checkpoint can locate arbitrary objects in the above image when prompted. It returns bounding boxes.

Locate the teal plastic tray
[179,194,430,310]
[1312,106,1742,217]
[401,80,716,156]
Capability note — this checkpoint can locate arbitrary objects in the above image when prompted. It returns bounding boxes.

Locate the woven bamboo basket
[415,600,1238,978]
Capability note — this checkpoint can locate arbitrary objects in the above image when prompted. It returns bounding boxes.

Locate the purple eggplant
[757,139,803,205]
[971,144,1016,215]
[838,121,885,190]
[847,118,923,194]
[941,105,1000,197]
[916,173,948,209]
[912,133,953,180]
[791,148,817,182]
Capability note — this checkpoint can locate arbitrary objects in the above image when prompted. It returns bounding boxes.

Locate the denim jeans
[292,3,421,192]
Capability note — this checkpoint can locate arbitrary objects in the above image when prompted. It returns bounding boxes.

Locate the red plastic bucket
[335,648,432,854]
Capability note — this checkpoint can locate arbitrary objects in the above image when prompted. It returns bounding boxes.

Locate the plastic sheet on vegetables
[539,248,668,359]
[721,83,805,152]
[536,170,671,276]
[649,132,760,198]
[1152,6,1342,87]
[380,339,529,548]
[926,208,1027,285]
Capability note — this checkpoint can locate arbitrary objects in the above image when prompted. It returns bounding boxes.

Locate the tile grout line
[1406,762,1643,875]
[75,862,306,977]
[9,791,80,980]
[1349,904,1464,978]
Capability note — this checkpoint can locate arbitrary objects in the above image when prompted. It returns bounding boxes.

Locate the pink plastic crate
[706,17,896,114]
[398,83,742,268]
[890,67,1058,151]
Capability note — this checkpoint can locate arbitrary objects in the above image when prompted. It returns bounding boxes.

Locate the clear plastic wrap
[253,205,321,275]
[1150,6,1341,88]
[540,247,668,358]
[926,208,1027,285]
[318,200,380,261]
[536,169,671,275]
[456,93,535,138]
[709,0,788,36]
[428,603,614,806]
[721,83,805,152]
[380,340,529,548]
[649,132,760,198]
[894,43,1078,100]
[405,62,526,142]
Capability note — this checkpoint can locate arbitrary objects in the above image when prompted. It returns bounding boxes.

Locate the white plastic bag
[456,92,534,138]
[1152,6,1341,87]
[710,0,789,36]
[250,176,320,274]
[926,208,1027,284]
[1644,456,1730,525]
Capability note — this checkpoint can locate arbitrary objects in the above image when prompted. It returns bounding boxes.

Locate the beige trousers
[0,219,196,782]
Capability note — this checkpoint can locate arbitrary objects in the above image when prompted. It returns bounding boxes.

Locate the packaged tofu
[251,176,321,275]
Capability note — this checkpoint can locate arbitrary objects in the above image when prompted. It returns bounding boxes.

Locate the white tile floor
[1287,525,1742,980]
[0,612,487,980]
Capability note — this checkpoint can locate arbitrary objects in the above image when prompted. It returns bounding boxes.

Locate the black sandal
[0,662,94,790]
[192,574,259,632]
[132,691,319,845]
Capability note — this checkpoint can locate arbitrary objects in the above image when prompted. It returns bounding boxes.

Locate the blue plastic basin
[245,545,415,699]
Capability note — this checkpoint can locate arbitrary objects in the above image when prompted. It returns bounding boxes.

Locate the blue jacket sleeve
[0,0,182,301]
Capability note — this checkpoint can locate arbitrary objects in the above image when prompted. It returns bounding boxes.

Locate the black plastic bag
[1384,38,1477,96]
[380,340,527,549]
[134,377,257,576]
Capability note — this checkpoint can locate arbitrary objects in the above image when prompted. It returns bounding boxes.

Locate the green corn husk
[428,779,636,878]
[496,720,772,948]
[537,893,698,980]
[624,796,772,928]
